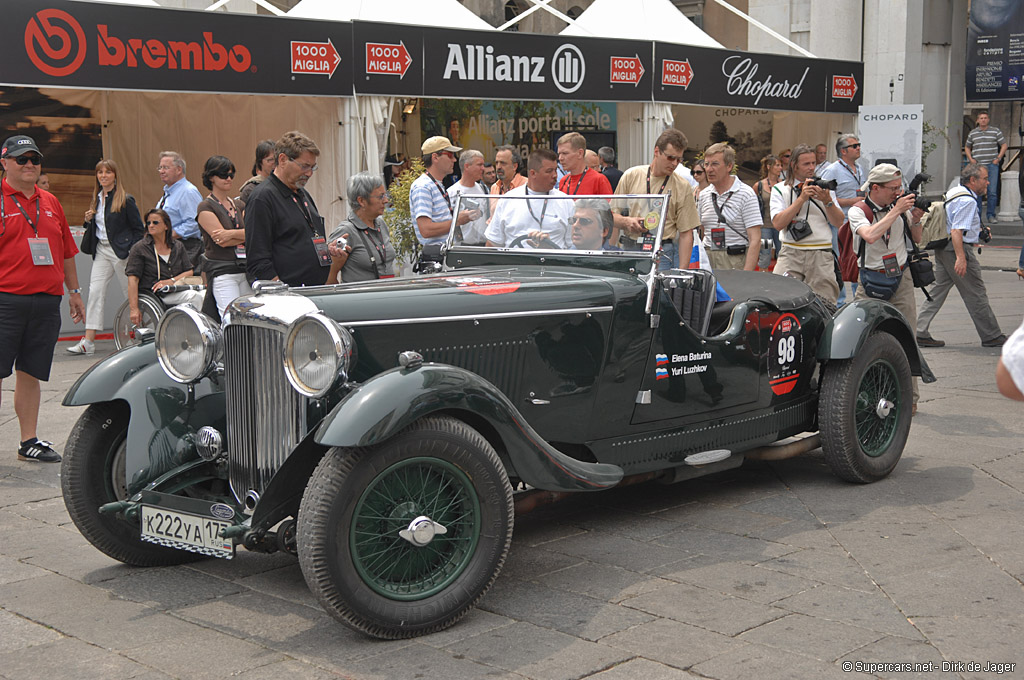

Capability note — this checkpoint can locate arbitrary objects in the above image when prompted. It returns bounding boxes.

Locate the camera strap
[710,192,747,242]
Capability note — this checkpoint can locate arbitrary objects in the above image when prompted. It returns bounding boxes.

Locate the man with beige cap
[848,163,924,411]
[410,136,475,246]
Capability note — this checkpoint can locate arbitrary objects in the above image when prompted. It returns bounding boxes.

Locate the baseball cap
[861,163,901,192]
[1,135,43,160]
[421,136,462,155]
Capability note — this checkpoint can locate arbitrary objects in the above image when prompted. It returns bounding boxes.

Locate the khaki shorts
[707,248,747,271]
[773,247,839,304]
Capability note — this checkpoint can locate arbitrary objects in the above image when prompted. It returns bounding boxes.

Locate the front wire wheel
[819,332,913,483]
[297,416,514,639]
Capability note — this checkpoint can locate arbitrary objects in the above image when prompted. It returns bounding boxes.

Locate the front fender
[314,364,624,492]
[816,300,936,383]
[62,343,226,494]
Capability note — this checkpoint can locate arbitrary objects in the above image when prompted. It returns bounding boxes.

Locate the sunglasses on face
[214,172,235,180]
[693,170,705,176]
[12,155,41,166]
[146,219,165,226]
[570,216,595,226]
[843,143,861,150]
[662,153,683,163]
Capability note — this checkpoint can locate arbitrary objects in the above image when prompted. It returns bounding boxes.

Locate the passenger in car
[526,198,619,251]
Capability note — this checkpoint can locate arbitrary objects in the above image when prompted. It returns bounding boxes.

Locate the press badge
[711,227,726,248]
[312,236,331,267]
[234,244,246,260]
[28,238,54,265]
[881,253,901,278]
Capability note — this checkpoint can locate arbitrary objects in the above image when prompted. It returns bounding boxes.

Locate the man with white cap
[410,136,475,246]
[849,163,924,411]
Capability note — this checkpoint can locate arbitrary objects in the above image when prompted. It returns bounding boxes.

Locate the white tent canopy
[560,0,721,47]
[288,0,493,30]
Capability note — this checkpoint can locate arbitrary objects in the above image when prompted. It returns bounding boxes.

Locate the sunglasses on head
[12,155,41,166]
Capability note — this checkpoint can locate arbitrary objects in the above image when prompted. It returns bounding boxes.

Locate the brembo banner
[8,0,354,95]
[3,1,862,112]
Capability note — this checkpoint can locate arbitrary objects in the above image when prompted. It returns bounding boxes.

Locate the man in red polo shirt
[557,132,613,197]
[0,135,84,463]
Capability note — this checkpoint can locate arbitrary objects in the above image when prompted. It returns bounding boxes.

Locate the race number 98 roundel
[768,313,803,395]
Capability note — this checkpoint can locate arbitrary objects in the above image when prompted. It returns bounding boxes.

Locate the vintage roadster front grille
[224,324,307,506]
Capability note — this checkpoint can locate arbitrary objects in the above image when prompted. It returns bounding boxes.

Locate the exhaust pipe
[743,434,821,461]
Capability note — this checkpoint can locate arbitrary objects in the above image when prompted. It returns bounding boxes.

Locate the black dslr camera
[907,172,931,211]
[809,176,838,191]
[788,219,813,241]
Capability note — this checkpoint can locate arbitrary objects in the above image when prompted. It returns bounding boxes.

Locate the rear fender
[314,364,624,492]
[816,300,936,383]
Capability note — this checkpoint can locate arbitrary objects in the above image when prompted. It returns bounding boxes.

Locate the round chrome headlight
[284,313,354,397]
[155,306,223,384]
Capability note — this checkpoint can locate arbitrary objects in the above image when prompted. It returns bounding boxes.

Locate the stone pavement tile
[21,540,128,585]
[0,512,91,562]
[657,560,820,605]
[875,556,1024,619]
[621,582,786,636]
[979,450,1024,493]
[174,589,409,665]
[500,544,585,581]
[649,524,794,565]
[441,620,630,680]
[600,617,740,669]
[0,554,50,586]
[583,657,704,679]
[11,496,72,527]
[772,584,922,639]
[123,626,286,680]
[238,562,318,609]
[737,613,882,663]
[543,531,691,574]
[0,607,62,653]
[184,549,300,580]
[756,547,878,593]
[0,573,199,651]
[531,561,674,604]
[0,478,62,509]
[0,636,173,680]
[478,577,654,641]
[230,659,348,680]
[512,513,588,547]
[342,642,523,680]
[736,493,819,522]
[417,609,517,648]
[691,643,872,680]
[825,519,979,580]
[650,502,791,535]
[99,565,245,610]
[558,506,683,541]
[837,635,959,679]
[742,518,843,551]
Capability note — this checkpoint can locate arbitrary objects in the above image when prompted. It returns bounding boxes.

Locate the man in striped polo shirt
[965,111,1007,222]
[699,142,763,271]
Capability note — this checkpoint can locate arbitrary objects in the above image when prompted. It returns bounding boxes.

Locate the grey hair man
[447,149,489,244]
[598,145,622,190]
[156,150,203,265]
[820,133,865,304]
[916,163,1006,348]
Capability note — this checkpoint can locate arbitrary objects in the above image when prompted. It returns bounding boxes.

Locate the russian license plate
[140,506,234,559]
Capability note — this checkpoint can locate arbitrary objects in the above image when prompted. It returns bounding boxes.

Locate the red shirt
[558,168,613,196]
[0,179,77,295]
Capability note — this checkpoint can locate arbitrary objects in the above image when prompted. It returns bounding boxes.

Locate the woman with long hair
[124,209,204,326]
[67,159,144,355]
[238,139,276,204]
[754,154,784,268]
[198,155,251,317]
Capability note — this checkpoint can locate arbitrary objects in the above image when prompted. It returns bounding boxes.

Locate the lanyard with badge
[525,188,549,228]
[1,192,53,265]
[561,168,588,195]
[709,192,740,249]
[292,193,330,267]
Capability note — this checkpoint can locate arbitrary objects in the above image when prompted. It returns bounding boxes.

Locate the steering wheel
[508,234,561,250]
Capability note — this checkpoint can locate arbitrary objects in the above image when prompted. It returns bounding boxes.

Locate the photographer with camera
[849,164,925,411]
[770,144,845,304]
[916,163,1007,348]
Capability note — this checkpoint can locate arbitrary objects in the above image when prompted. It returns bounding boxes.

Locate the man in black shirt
[245,131,329,287]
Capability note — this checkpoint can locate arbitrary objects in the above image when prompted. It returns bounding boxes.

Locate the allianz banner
[5,0,353,95]
[653,42,862,113]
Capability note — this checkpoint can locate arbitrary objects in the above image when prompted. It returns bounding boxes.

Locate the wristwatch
[825,201,835,208]
[68,288,82,294]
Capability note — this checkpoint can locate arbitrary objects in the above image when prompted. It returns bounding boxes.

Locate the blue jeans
[985,162,999,219]
[658,241,679,271]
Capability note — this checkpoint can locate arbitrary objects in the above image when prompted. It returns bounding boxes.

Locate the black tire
[297,415,514,639]
[819,332,913,483]
[61,401,202,566]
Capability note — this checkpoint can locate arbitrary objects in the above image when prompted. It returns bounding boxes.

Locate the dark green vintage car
[61,194,933,639]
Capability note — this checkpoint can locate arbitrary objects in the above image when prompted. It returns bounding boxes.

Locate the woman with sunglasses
[198,155,250,318]
[124,209,204,326]
[67,159,145,355]
[692,160,710,200]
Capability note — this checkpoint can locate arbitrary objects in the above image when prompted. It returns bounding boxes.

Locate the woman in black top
[67,159,144,355]
[125,209,203,326]
[198,155,250,318]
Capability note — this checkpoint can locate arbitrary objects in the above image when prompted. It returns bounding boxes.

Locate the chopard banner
[0,0,862,111]
[4,0,354,95]
[653,42,862,113]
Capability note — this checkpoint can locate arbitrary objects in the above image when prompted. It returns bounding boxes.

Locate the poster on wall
[419,99,616,162]
[856,105,923,181]
[966,0,1024,101]
[672,105,773,180]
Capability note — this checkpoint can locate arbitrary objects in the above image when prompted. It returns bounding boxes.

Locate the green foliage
[383,158,427,266]
[921,120,952,176]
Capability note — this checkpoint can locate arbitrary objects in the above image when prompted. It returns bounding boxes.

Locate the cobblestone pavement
[1,250,1022,680]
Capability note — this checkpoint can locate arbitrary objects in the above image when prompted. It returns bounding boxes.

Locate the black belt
[864,263,907,274]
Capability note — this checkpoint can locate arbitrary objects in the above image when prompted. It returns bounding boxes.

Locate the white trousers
[160,289,205,309]
[211,272,253,319]
[85,240,130,331]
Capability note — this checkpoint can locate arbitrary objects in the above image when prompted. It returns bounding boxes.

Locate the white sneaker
[66,338,94,355]
[989,215,999,223]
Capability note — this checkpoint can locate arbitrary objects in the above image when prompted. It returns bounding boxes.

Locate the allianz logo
[443,43,585,93]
